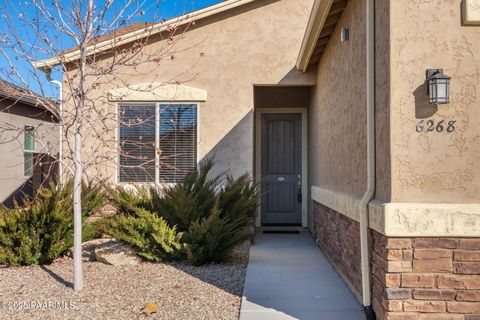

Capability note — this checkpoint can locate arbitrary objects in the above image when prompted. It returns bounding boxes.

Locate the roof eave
[296,0,334,73]
[0,92,59,118]
[33,0,259,71]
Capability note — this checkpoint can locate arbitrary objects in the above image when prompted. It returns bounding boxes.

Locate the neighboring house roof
[0,78,59,120]
[33,0,259,71]
[296,0,347,72]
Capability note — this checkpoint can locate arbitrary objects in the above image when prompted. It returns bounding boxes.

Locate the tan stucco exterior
[309,0,480,205]
[304,2,480,314]
[374,0,391,203]
[389,0,480,203]
[309,0,367,197]
[23,1,480,316]
[58,0,480,230]
[305,0,480,238]
[62,0,314,182]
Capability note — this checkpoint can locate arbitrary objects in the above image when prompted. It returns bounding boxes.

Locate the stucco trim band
[108,83,207,102]
[369,201,480,238]
[311,186,362,222]
[311,185,480,237]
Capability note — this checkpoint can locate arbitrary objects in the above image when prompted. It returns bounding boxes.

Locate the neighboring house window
[118,104,197,183]
[24,126,35,176]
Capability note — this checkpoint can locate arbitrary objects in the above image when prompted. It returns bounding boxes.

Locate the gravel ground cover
[0,241,250,320]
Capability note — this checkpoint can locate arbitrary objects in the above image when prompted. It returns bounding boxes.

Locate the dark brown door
[261,113,302,225]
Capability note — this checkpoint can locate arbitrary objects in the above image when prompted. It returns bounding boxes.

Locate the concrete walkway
[239,231,365,320]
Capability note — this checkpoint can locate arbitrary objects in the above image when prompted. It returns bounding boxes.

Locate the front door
[261,113,302,225]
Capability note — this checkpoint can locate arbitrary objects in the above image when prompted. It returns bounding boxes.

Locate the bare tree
[0,0,203,292]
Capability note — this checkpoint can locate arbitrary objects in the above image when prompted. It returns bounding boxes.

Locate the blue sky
[0,0,223,97]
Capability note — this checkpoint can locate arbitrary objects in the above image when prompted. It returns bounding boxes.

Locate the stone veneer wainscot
[371,232,480,320]
[313,199,480,320]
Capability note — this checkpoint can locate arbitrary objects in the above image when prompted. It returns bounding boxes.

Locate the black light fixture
[341,27,349,42]
[426,69,451,104]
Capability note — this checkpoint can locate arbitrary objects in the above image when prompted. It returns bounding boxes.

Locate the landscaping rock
[94,238,141,266]
[67,237,113,262]
[0,240,249,320]
[85,204,117,224]
[142,302,160,315]
[230,240,251,262]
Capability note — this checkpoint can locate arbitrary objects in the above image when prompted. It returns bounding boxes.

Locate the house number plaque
[416,119,456,133]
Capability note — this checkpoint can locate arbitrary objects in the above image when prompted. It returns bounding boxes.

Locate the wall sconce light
[426,69,451,104]
[341,27,349,42]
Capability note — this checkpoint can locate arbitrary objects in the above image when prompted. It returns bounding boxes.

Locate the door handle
[297,191,302,203]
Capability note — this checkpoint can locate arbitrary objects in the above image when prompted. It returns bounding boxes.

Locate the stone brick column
[371,230,480,320]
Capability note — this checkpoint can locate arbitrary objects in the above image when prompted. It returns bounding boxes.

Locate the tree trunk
[73,121,83,292]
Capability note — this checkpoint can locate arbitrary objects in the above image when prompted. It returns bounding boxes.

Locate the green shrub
[81,180,108,217]
[183,202,249,266]
[96,208,183,262]
[149,159,221,231]
[108,185,151,215]
[0,180,105,266]
[83,221,102,242]
[102,159,259,265]
[108,158,259,265]
[148,185,197,232]
[148,159,258,232]
[219,174,259,224]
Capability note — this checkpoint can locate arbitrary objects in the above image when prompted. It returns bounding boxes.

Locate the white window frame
[116,102,200,185]
[24,125,35,177]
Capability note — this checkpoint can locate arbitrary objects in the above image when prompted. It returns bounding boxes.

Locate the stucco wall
[389,0,480,203]
[0,103,58,202]
[309,0,367,196]
[62,0,314,183]
[374,0,391,203]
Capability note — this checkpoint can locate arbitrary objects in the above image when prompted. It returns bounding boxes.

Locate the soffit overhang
[296,0,347,72]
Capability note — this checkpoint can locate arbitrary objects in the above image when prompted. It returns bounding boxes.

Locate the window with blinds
[119,105,156,182]
[159,104,197,183]
[118,104,197,183]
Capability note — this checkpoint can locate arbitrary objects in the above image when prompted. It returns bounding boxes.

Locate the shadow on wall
[277,66,316,86]
[2,153,58,207]
[201,110,253,180]
[2,179,34,207]
[159,108,253,297]
[413,83,438,119]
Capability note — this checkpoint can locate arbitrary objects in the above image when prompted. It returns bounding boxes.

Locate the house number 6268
[416,120,456,133]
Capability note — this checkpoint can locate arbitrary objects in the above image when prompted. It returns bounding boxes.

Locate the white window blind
[118,104,197,183]
[119,105,156,182]
[159,104,197,183]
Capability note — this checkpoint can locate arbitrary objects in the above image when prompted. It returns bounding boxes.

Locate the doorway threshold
[260,225,304,234]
